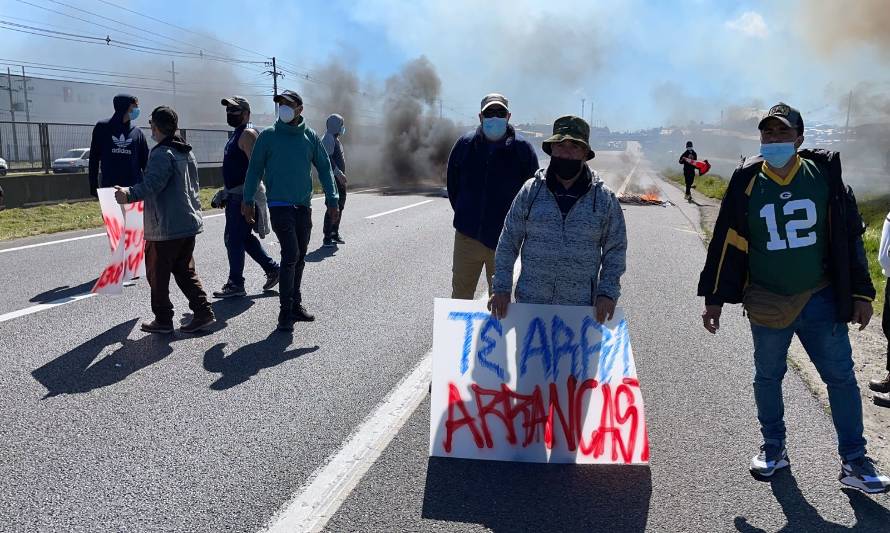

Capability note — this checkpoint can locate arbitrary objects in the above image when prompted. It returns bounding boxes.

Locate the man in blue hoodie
[321,113,348,247]
[89,94,149,196]
[446,93,539,299]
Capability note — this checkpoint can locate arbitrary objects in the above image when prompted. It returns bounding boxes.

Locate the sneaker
[332,233,345,245]
[180,314,216,334]
[141,320,174,334]
[213,283,246,299]
[685,193,692,201]
[750,444,790,478]
[263,270,280,291]
[292,304,315,322]
[323,237,336,248]
[839,456,890,494]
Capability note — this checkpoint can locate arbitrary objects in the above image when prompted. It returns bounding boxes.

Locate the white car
[52,148,90,174]
[0,156,7,176]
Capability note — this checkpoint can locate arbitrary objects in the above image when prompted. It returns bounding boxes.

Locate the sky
[0,0,889,131]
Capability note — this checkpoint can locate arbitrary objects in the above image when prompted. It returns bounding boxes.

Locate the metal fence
[0,121,230,172]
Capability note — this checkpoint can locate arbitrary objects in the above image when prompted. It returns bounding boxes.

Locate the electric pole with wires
[265,56,283,102]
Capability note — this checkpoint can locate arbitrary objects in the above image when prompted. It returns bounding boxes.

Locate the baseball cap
[758,102,804,134]
[480,93,509,113]
[273,90,303,106]
[221,96,250,112]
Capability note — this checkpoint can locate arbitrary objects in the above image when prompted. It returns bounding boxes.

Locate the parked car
[0,156,7,176]
[52,148,90,173]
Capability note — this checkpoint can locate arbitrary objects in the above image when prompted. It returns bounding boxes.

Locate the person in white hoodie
[869,210,890,407]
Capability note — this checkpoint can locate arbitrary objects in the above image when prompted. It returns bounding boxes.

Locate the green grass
[0,187,222,241]
[664,171,729,200]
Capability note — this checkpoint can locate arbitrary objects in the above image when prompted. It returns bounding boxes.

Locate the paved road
[1,147,889,532]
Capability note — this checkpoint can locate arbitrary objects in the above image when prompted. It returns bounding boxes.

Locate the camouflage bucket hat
[542,115,595,160]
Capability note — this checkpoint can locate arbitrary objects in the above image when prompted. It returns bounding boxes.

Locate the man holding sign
[115,106,215,335]
[489,115,627,320]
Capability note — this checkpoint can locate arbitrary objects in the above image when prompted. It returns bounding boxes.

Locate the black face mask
[226,113,244,128]
[549,156,584,178]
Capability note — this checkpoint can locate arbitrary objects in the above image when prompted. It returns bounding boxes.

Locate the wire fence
[0,121,230,173]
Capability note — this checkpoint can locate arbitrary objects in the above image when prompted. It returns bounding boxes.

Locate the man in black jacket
[89,94,149,196]
[446,93,539,299]
[698,103,887,494]
[679,140,697,200]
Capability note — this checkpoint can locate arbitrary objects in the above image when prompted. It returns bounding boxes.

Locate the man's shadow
[30,278,98,304]
[203,333,319,390]
[305,245,337,263]
[734,471,890,532]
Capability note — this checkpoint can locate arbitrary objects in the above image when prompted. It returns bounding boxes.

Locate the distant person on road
[321,114,348,248]
[678,140,697,201]
[698,103,888,493]
[212,96,280,300]
[447,93,539,299]
[489,115,627,324]
[869,210,890,408]
[241,90,340,332]
[89,94,149,196]
[114,106,215,335]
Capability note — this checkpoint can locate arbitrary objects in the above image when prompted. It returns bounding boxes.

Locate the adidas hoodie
[89,94,149,192]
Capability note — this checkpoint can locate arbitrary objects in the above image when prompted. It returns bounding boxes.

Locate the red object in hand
[692,160,711,176]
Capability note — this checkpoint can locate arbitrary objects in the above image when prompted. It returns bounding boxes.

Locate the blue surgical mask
[482,117,508,140]
[129,107,140,121]
[760,142,796,168]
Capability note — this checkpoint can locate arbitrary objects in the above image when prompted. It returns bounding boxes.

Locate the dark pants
[145,237,213,325]
[224,195,278,287]
[684,172,695,195]
[884,279,890,371]
[270,205,312,318]
[323,181,347,237]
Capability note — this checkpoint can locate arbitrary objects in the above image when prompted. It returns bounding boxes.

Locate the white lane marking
[616,158,641,197]
[0,212,225,254]
[365,200,434,220]
[310,187,386,203]
[0,293,96,324]
[262,265,519,533]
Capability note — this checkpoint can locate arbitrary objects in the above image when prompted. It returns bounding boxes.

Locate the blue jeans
[750,286,866,460]
[224,196,278,287]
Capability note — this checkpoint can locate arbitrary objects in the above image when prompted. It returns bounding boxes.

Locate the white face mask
[278,105,296,123]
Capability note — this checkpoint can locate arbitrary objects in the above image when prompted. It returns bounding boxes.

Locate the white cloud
[725,11,768,38]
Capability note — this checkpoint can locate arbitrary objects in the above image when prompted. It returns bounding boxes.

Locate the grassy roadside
[0,187,222,241]
[665,170,888,313]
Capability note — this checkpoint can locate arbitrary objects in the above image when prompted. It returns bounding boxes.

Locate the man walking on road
[679,140,697,201]
[321,114,348,248]
[488,115,627,322]
[212,96,280,299]
[114,106,215,334]
[447,93,539,299]
[869,210,890,407]
[698,103,889,493]
[89,94,149,196]
[242,90,340,332]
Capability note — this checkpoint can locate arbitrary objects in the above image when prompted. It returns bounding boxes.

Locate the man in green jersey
[698,103,888,494]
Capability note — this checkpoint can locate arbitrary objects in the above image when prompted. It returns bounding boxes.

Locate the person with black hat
[698,102,887,493]
[241,90,340,332]
[89,94,149,196]
[113,106,215,335]
[678,140,697,200]
[213,96,280,299]
[446,93,539,299]
[488,115,627,323]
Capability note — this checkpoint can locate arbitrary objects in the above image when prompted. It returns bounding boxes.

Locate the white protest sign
[430,298,649,464]
[92,187,145,294]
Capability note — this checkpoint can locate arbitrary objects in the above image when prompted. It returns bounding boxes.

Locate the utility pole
[6,67,18,162]
[265,57,284,112]
[844,89,853,140]
[581,98,585,119]
[169,60,178,109]
[21,66,33,162]
[439,99,443,120]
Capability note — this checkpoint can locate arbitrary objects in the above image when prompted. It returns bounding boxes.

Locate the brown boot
[868,372,890,394]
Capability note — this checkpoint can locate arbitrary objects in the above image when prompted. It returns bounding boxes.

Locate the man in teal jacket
[242,90,340,332]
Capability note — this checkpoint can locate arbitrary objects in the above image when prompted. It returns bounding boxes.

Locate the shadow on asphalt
[421,457,652,532]
[305,245,337,263]
[381,185,448,198]
[203,333,319,390]
[30,278,98,303]
[734,470,890,532]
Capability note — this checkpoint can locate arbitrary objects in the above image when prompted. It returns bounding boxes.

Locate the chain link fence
[0,121,229,173]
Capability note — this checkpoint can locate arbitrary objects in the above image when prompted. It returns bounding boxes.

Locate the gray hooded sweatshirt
[321,114,346,182]
[493,167,627,306]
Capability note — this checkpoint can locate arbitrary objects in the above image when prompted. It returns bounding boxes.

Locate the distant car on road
[52,148,90,174]
[0,156,7,176]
